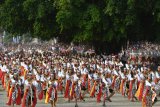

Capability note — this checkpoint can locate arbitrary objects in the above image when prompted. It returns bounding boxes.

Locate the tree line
[0,0,160,53]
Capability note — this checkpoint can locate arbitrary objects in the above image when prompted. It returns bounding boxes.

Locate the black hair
[131,71,134,78]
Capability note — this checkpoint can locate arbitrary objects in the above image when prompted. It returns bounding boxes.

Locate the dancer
[6,73,21,107]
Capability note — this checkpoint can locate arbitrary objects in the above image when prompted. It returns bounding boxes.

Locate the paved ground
[0,82,160,107]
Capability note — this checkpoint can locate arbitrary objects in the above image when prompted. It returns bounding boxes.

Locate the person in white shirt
[128,70,137,102]
[155,66,160,83]
[57,67,65,94]
[102,71,115,103]
[6,73,21,107]
[119,68,127,96]
[22,73,37,107]
[142,75,153,107]
[47,75,58,107]
[74,72,82,107]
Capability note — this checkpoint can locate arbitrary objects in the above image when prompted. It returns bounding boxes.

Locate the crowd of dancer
[0,42,160,107]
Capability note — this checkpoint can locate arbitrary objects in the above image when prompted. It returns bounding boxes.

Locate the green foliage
[0,0,58,40]
[0,0,160,51]
[0,0,28,35]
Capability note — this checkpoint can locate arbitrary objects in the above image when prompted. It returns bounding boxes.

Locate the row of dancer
[0,49,160,107]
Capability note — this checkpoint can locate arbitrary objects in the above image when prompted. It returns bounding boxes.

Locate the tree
[0,0,29,35]
[0,0,58,40]
[1,0,160,53]
[23,0,58,40]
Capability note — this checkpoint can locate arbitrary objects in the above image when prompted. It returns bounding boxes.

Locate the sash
[142,86,149,107]
[69,82,75,100]
[6,87,13,105]
[45,87,52,104]
[128,80,133,100]
[64,80,70,98]
[88,79,91,92]
[58,77,63,91]
[120,79,125,96]
[90,81,96,97]
[135,82,144,101]
[97,84,102,103]
[111,75,116,89]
